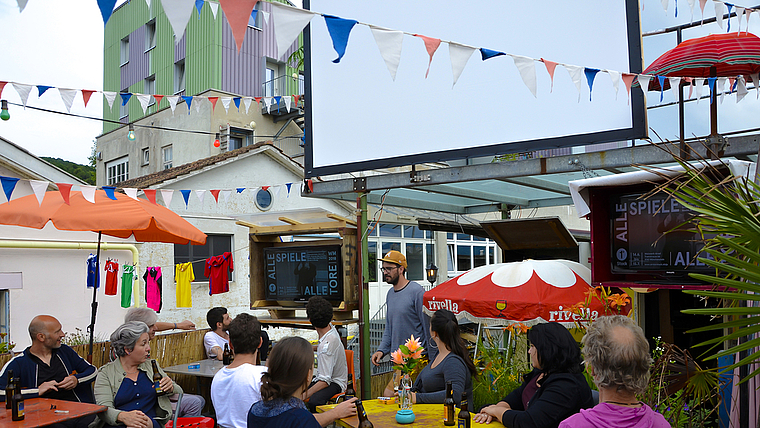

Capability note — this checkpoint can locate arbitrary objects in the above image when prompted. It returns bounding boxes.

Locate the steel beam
[498,177,571,195]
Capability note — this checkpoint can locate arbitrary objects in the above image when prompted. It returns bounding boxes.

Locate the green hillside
[41,157,96,185]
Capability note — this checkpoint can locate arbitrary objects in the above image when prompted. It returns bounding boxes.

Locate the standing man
[0,315,97,428]
[204,307,231,360]
[125,308,205,417]
[370,250,433,370]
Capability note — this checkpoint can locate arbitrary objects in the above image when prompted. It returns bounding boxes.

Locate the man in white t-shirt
[204,307,231,360]
[304,296,348,413]
[210,313,267,428]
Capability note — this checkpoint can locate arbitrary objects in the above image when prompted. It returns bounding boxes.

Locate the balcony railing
[262,74,304,99]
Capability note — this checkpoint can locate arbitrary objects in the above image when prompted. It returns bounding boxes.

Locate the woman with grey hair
[92,321,182,428]
[559,315,668,428]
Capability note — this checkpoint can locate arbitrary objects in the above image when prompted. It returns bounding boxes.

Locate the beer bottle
[457,390,470,428]
[11,381,23,421]
[443,381,455,426]
[344,374,355,399]
[223,343,231,365]
[151,360,167,396]
[356,400,373,428]
[5,369,14,409]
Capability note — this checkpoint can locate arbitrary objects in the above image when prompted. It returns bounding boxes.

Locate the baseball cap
[378,250,407,269]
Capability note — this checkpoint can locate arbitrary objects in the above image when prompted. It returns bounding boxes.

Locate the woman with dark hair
[247,337,321,428]
[408,309,476,411]
[474,322,593,428]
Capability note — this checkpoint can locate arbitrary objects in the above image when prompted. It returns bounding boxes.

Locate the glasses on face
[381,266,399,273]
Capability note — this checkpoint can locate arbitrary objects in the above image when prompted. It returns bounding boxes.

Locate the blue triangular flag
[236,188,246,193]
[102,186,118,200]
[657,75,666,102]
[323,15,358,63]
[251,9,258,24]
[233,97,241,110]
[182,96,193,113]
[195,0,204,17]
[675,0,678,17]
[97,0,118,26]
[584,68,600,101]
[707,77,717,103]
[274,96,282,113]
[286,183,292,196]
[479,48,505,61]
[120,93,132,106]
[0,176,19,202]
[727,4,733,31]
[37,85,53,97]
[180,189,191,208]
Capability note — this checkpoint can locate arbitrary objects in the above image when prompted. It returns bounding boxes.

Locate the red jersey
[205,252,233,295]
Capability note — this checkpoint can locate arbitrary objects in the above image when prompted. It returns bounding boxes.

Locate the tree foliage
[41,157,96,185]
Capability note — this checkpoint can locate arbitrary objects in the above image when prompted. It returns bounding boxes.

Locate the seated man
[204,307,230,360]
[125,307,205,418]
[559,315,670,428]
[0,315,97,428]
[304,296,348,413]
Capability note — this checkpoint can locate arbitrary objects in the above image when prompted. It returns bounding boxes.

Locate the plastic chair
[165,393,215,428]
[332,349,355,403]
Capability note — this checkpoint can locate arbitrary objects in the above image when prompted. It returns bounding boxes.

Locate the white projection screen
[303,0,646,178]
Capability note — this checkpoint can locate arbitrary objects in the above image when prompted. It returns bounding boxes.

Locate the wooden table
[318,400,487,428]
[163,359,225,395]
[0,398,105,428]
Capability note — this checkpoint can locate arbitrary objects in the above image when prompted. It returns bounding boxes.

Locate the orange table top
[318,399,486,428]
[0,398,106,428]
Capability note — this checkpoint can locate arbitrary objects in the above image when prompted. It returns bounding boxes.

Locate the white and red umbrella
[423,259,628,326]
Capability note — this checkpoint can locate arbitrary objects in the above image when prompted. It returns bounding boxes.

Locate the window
[145,20,157,51]
[248,4,262,29]
[120,36,129,66]
[0,290,8,344]
[145,76,156,108]
[174,60,185,95]
[367,241,377,282]
[406,243,423,281]
[142,148,150,166]
[264,67,275,97]
[228,127,252,151]
[255,188,273,211]
[264,61,283,97]
[174,234,233,282]
[162,146,173,170]
[457,245,472,271]
[404,226,424,238]
[379,224,401,237]
[106,157,129,185]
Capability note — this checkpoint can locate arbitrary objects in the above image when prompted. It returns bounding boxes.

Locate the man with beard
[204,307,231,360]
[370,251,433,374]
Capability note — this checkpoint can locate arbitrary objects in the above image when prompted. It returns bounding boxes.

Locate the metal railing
[368,301,394,375]
[261,75,304,99]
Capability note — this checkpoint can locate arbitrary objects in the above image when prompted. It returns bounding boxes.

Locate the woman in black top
[474,323,593,428]
[409,309,476,411]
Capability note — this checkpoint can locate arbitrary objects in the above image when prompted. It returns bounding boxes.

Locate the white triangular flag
[736,7,745,32]
[736,76,749,102]
[273,186,281,198]
[283,95,291,112]
[695,78,705,103]
[160,189,174,207]
[194,98,202,113]
[145,0,151,9]
[124,188,139,200]
[714,1,725,29]
[449,42,476,88]
[370,25,404,81]
[661,0,668,12]
[607,70,621,99]
[221,97,231,113]
[81,185,96,203]
[167,95,179,113]
[718,77,728,103]
[668,77,681,99]
[752,73,760,98]
[221,189,232,204]
[564,65,584,102]
[209,2,219,19]
[16,0,28,12]
[102,91,117,110]
[29,180,48,205]
[163,0,195,44]
[58,88,77,113]
[12,83,33,107]
[271,2,315,60]
[687,0,696,20]
[136,93,152,114]
[264,97,273,114]
[511,55,537,98]
[243,97,253,114]
[262,11,269,24]
[637,75,653,104]
[195,189,206,205]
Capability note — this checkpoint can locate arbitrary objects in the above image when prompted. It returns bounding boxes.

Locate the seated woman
[92,321,181,428]
[408,309,475,411]
[247,337,322,428]
[475,322,593,428]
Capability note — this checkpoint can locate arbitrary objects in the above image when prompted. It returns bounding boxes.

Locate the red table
[0,398,106,428]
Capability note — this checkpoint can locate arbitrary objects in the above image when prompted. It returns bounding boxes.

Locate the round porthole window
[255,187,273,211]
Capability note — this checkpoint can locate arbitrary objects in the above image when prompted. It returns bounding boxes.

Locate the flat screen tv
[264,245,343,302]
[610,192,714,280]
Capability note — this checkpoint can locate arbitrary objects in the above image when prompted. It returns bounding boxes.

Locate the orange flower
[608,293,631,309]
[390,349,405,365]
[405,335,423,353]
[409,349,424,360]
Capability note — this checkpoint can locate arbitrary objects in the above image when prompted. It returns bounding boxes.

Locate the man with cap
[370,250,433,375]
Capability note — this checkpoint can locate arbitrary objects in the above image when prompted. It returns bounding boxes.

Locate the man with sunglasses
[370,250,433,374]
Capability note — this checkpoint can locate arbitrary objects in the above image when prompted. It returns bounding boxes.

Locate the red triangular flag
[0,81,7,98]
[254,97,262,105]
[219,0,259,52]
[153,94,164,106]
[81,90,95,107]
[540,58,558,92]
[622,73,637,105]
[293,95,300,107]
[208,97,219,112]
[57,183,73,205]
[413,34,441,78]
[210,189,221,202]
[143,189,157,204]
[261,186,270,191]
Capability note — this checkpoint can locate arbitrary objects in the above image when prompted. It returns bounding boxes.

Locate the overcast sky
[0,0,758,166]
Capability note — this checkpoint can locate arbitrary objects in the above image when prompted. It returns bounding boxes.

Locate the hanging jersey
[143,267,163,312]
[121,265,135,308]
[175,262,195,307]
[86,254,99,289]
[104,260,119,296]
[205,252,234,295]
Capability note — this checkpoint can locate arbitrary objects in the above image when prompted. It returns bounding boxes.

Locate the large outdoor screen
[304,0,646,177]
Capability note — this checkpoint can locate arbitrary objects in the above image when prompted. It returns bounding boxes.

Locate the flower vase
[399,373,413,410]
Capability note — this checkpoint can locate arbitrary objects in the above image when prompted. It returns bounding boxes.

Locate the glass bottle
[151,360,167,396]
[444,381,455,426]
[356,400,374,428]
[457,390,470,428]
